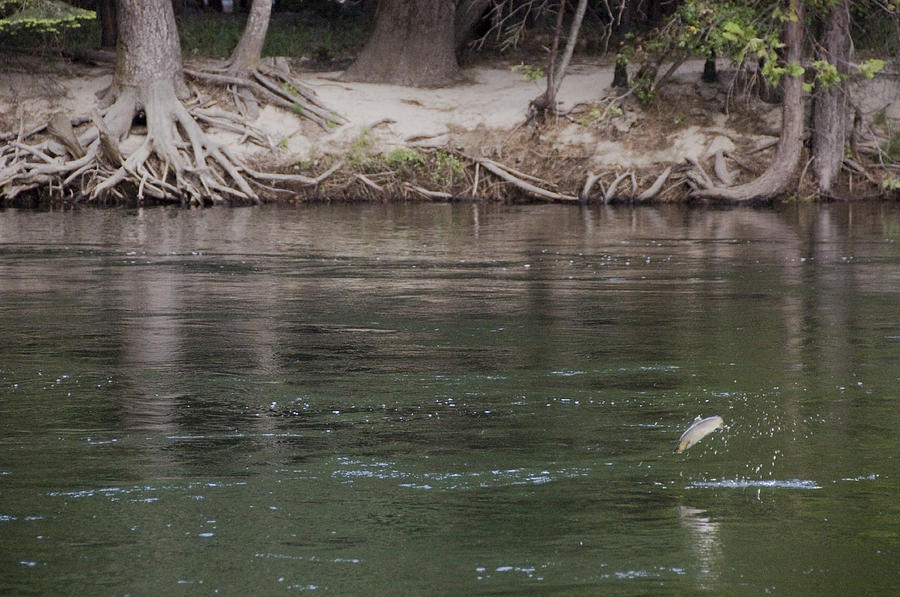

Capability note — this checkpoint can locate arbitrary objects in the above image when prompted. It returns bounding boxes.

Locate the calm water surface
[1,203,898,595]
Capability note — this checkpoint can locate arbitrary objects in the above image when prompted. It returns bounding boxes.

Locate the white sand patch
[2,57,896,178]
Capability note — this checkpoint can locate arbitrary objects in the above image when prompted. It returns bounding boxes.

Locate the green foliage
[348,127,374,166]
[857,59,886,80]
[511,63,545,81]
[578,107,602,127]
[430,150,466,185]
[884,177,900,192]
[385,147,425,170]
[811,59,843,89]
[178,10,365,60]
[622,1,789,102]
[633,72,657,105]
[0,0,93,35]
[851,2,900,54]
[577,103,624,127]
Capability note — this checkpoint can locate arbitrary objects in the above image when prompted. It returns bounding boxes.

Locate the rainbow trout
[675,415,724,454]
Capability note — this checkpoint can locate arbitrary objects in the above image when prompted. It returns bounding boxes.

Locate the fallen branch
[405,182,453,200]
[355,172,383,191]
[605,171,630,202]
[637,166,672,201]
[724,151,762,175]
[475,157,577,201]
[843,158,878,184]
[243,161,343,186]
[687,156,715,189]
[749,138,779,154]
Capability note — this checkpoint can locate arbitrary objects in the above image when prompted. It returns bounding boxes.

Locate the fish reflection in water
[678,505,722,590]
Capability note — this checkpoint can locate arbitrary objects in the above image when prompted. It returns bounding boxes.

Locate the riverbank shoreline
[1,54,898,205]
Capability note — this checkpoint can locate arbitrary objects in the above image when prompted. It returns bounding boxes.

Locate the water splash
[687,478,821,490]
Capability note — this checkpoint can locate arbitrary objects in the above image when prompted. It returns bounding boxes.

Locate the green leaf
[785,61,805,78]
[0,0,94,34]
[722,21,745,37]
[858,59,885,79]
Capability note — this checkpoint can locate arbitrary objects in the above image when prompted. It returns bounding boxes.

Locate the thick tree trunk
[98,0,116,48]
[227,0,272,74]
[811,0,852,195]
[341,0,461,87]
[115,0,186,97]
[693,0,804,201]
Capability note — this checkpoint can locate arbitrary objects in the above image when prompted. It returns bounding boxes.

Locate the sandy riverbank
[2,54,898,203]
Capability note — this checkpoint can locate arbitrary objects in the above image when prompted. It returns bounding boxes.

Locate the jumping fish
[675,415,724,454]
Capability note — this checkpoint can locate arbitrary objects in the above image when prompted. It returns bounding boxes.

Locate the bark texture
[693,0,805,201]
[811,1,852,195]
[115,0,185,94]
[341,0,461,87]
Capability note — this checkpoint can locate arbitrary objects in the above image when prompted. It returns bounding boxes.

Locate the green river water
[0,203,898,595]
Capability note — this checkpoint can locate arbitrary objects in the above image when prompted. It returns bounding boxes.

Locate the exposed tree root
[474,156,578,201]
[0,79,341,204]
[185,63,346,131]
[637,166,672,201]
[713,151,735,186]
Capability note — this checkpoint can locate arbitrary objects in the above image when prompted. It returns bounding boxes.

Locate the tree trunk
[612,0,632,88]
[98,0,116,48]
[811,1,851,195]
[227,0,271,74]
[115,0,186,99]
[529,0,588,120]
[693,0,804,201]
[341,0,461,87]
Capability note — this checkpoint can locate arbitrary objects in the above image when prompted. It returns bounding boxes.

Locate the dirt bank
[1,54,898,204]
